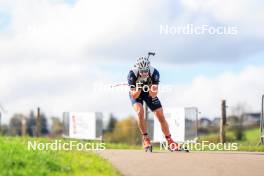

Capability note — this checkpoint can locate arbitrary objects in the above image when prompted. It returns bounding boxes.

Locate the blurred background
[0,0,264,145]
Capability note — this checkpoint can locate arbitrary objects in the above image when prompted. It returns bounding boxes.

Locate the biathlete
[127,56,179,152]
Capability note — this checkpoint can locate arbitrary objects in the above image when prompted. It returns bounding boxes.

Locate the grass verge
[0,136,121,176]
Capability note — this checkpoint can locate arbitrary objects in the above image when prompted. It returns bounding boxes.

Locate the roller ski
[143,136,153,152]
[166,135,189,152]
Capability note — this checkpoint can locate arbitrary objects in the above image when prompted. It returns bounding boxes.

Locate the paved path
[97,149,264,176]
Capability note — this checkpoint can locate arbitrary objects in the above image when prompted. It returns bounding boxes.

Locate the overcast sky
[0,0,264,123]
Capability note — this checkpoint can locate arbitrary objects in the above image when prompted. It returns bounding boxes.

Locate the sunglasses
[139,69,149,74]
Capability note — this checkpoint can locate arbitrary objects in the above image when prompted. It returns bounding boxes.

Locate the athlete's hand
[135,80,144,88]
[130,87,141,99]
[149,84,158,98]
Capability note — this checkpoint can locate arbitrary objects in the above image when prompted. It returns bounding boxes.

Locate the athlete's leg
[143,95,170,136]
[153,107,170,137]
[133,103,147,135]
[154,107,180,150]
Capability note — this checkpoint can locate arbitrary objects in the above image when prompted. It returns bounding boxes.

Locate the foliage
[51,117,63,137]
[9,114,25,136]
[103,116,142,145]
[106,114,117,133]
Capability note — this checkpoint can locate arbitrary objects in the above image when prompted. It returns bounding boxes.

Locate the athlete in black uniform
[127,56,179,151]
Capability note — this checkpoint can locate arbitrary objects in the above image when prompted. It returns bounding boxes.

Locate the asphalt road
[97,149,264,176]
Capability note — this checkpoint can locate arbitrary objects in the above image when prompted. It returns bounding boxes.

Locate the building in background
[243,113,260,126]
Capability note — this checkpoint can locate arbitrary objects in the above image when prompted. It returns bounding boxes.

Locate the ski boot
[166,135,189,152]
[166,136,180,151]
[143,136,152,152]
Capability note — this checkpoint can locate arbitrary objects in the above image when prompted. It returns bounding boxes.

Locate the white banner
[153,107,197,143]
[154,108,185,142]
[68,112,101,140]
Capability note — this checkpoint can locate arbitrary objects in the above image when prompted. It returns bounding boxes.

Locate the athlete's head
[135,56,150,77]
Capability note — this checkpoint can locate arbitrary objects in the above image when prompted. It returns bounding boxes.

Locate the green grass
[0,136,121,176]
[240,128,259,145]
[198,128,264,152]
[105,142,141,150]
[238,145,264,152]
[105,128,264,152]
[235,128,264,151]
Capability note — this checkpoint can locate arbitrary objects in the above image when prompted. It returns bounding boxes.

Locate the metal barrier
[259,95,264,145]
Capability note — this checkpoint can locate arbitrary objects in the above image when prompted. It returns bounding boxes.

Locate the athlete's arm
[128,70,141,99]
[149,69,160,98]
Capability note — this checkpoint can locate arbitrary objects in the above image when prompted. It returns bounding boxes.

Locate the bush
[198,133,236,143]
[103,117,142,145]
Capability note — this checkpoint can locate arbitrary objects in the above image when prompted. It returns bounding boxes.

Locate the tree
[51,117,63,136]
[9,114,25,136]
[39,113,49,136]
[106,113,117,133]
[27,111,36,136]
[104,116,141,145]
[229,103,248,141]
[27,110,49,136]
[0,124,9,135]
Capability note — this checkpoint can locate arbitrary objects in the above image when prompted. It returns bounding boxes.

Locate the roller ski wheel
[167,137,189,153]
[145,145,153,152]
[178,145,189,152]
[143,137,152,153]
[168,144,189,152]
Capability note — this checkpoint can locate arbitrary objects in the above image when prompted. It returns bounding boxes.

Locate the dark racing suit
[127,66,162,111]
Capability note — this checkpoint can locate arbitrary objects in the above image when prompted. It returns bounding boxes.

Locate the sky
[0,0,264,124]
